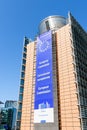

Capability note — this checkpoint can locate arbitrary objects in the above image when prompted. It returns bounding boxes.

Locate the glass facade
[5,101,17,108]
[16,37,29,130]
[70,14,87,130]
[0,108,13,130]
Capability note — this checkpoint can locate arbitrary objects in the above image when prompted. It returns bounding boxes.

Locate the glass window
[22,65,25,71]
[19,94,23,101]
[21,72,25,78]
[24,47,27,52]
[22,59,26,64]
[17,112,21,120]
[45,21,50,30]
[17,121,20,128]
[23,53,26,58]
[25,38,29,46]
[18,103,22,110]
[20,87,24,93]
[20,79,24,85]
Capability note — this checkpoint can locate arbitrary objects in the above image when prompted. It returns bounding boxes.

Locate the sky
[0,0,87,104]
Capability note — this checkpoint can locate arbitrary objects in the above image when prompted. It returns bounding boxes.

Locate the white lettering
[38,85,49,90]
[37,76,50,81]
[39,60,48,65]
[37,90,51,95]
[37,72,50,77]
[38,63,49,69]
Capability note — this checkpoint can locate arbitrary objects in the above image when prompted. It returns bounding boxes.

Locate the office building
[0,101,4,105]
[0,100,17,130]
[16,13,87,130]
[5,100,17,129]
[0,108,13,130]
[5,100,17,109]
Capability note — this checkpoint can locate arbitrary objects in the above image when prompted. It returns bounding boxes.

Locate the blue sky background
[0,0,87,103]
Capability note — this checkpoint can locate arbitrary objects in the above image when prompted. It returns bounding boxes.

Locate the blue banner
[34,30,54,123]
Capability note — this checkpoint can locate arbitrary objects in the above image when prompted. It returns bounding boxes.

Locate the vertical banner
[34,30,54,123]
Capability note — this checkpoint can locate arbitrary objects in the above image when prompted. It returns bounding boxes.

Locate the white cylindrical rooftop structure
[38,15,67,34]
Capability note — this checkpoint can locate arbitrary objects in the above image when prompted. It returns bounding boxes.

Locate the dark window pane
[22,65,25,71]
[45,21,50,30]
[22,59,26,64]
[23,53,26,58]
[24,47,27,52]
[19,95,23,102]
[20,87,24,93]
[17,112,21,120]
[20,79,24,85]
[21,72,25,78]
[18,103,22,110]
